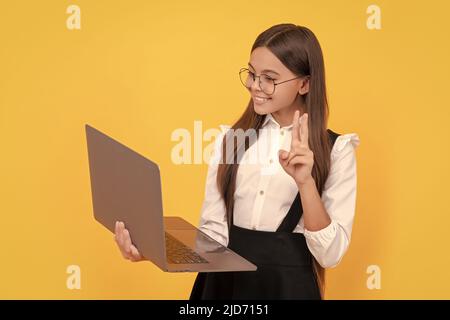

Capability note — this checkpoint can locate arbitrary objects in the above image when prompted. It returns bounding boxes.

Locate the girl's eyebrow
[248,62,280,76]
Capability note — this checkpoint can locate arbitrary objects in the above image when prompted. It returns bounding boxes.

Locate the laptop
[85,124,257,273]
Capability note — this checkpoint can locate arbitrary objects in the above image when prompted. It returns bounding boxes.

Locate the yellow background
[1,0,449,299]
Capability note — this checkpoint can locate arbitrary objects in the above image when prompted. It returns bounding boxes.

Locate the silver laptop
[85,124,257,273]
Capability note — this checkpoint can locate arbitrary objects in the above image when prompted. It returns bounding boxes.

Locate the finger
[300,113,309,147]
[119,223,132,258]
[116,222,130,258]
[114,221,119,241]
[123,229,132,254]
[285,151,296,166]
[278,149,289,160]
[287,155,308,166]
[291,110,300,147]
[279,150,294,167]
[287,145,310,164]
[287,147,311,165]
[278,152,287,168]
[116,221,124,246]
[130,245,142,260]
[115,221,122,240]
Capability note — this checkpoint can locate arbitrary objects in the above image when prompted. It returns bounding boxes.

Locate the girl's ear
[298,76,310,95]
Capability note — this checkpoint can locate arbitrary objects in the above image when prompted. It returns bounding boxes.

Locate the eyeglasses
[239,67,306,95]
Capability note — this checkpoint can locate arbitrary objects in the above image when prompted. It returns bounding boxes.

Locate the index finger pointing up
[300,113,309,146]
[291,110,300,146]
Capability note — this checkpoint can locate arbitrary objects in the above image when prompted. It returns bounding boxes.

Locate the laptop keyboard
[165,232,209,264]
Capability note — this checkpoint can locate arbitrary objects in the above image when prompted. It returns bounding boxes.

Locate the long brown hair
[216,23,332,299]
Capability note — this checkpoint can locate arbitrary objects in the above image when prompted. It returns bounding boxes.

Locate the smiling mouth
[253,96,272,103]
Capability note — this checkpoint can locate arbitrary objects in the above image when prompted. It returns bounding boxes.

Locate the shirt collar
[262,113,293,130]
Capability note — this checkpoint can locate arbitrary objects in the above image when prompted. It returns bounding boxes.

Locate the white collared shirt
[197,113,360,268]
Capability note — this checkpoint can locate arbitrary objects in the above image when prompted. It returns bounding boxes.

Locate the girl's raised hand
[278,110,315,186]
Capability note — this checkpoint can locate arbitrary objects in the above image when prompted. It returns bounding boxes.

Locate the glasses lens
[239,69,252,89]
[239,69,275,95]
[259,74,275,95]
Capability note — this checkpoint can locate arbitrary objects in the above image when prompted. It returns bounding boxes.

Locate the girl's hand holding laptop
[114,221,146,262]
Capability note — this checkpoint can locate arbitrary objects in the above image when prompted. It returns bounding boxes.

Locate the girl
[114,23,360,300]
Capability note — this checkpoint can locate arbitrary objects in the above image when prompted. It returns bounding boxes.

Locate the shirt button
[252,226,256,230]
[269,159,273,164]
[259,190,264,195]
[280,130,284,136]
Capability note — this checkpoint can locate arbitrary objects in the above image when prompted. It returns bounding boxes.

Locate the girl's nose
[250,77,262,92]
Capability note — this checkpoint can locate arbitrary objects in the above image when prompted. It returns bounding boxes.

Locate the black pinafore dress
[189,129,340,300]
